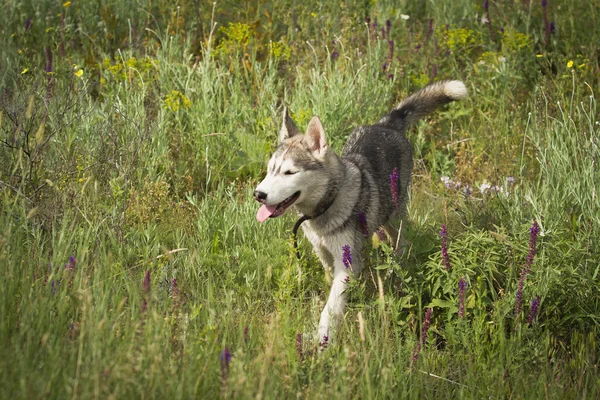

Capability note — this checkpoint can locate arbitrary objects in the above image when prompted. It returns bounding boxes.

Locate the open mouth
[256,191,301,222]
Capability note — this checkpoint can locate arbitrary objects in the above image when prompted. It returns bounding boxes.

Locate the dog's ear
[279,107,301,143]
[305,116,327,157]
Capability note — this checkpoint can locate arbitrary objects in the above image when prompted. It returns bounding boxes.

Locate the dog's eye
[284,170,297,175]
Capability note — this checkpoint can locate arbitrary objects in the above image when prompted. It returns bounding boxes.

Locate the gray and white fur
[254,80,467,342]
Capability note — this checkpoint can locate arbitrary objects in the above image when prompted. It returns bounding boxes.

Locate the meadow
[1,0,599,398]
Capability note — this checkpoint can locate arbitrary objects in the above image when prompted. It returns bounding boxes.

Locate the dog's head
[254,108,329,222]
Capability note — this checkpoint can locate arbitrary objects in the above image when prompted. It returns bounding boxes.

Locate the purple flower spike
[143,269,151,294]
[376,227,386,241]
[296,333,303,359]
[331,51,339,60]
[440,225,451,271]
[425,19,434,42]
[422,308,433,343]
[25,18,32,32]
[65,255,76,270]
[526,220,541,269]
[515,220,540,317]
[220,347,232,380]
[45,48,53,73]
[342,245,352,270]
[171,277,178,300]
[430,63,438,81]
[411,308,433,366]
[549,22,555,34]
[483,0,489,11]
[390,167,399,206]
[528,296,541,326]
[458,278,467,318]
[541,0,547,7]
[358,212,369,237]
[244,326,249,343]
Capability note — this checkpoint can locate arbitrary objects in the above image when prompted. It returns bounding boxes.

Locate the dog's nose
[254,190,267,203]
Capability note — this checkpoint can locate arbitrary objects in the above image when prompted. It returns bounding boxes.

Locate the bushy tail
[379,80,467,128]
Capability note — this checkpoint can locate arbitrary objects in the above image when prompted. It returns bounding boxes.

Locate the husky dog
[254,80,467,342]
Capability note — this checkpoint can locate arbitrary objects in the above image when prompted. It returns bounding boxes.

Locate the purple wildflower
[382,62,387,72]
[526,220,541,269]
[541,0,547,7]
[549,22,555,34]
[296,333,303,359]
[331,51,339,60]
[515,220,540,316]
[411,308,433,366]
[244,326,249,343]
[386,19,391,38]
[441,176,454,189]
[25,18,32,32]
[483,0,489,11]
[143,269,151,294]
[390,167,399,206]
[506,176,515,187]
[422,308,433,343]
[387,40,394,64]
[320,335,329,349]
[344,276,350,284]
[377,227,386,241]
[141,298,147,313]
[358,212,369,237]
[528,296,541,326]
[430,63,438,81]
[342,245,352,270]
[415,43,422,52]
[65,255,76,288]
[171,277,178,301]
[425,19,434,43]
[45,48,53,73]
[458,278,467,318]
[220,347,232,380]
[65,255,76,270]
[440,224,451,271]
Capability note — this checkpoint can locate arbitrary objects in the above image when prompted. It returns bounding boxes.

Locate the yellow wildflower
[536,54,543,58]
[21,68,29,75]
[311,12,317,18]
[63,1,71,7]
[567,60,574,68]
[74,69,84,77]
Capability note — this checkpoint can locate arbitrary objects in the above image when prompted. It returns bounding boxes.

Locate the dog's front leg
[318,252,362,344]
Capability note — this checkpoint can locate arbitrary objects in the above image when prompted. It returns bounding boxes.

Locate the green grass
[1,0,599,398]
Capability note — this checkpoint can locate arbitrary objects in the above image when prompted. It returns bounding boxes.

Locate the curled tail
[379,80,467,128]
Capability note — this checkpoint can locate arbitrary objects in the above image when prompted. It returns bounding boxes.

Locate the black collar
[291,184,339,260]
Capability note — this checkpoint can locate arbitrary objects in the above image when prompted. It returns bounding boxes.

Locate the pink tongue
[256,205,278,222]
